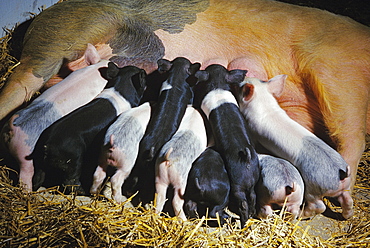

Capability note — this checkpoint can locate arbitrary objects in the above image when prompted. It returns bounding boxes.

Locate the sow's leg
[314,68,367,193]
[0,61,55,120]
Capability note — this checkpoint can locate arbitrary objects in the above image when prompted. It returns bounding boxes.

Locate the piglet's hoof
[323,196,354,220]
[62,183,86,196]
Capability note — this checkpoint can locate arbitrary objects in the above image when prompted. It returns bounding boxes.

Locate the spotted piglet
[193,64,260,228]
[155,105,207,220]
[184,147,230,224]
[1,44,108,192]
[32,63,147,194]
[256,154,304,219]
[90,102,151,202]
[234,75,353,219]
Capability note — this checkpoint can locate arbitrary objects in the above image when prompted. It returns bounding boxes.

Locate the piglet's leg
[63,179,85,195]
[300,199,326,219]
[110,169,131,203]
[63,158,85,195]
[286,205,300,220]
[232,190,250,228]
[336,191,354,220]
[172,186,187,221]
[8,132,34,192]
[18,159,34,192]
[258,205,274,219]
[210,205,229,225]
[155,181,168,215]
[90,164,108,195]
[155,161,170,214]
[184,200,198,219]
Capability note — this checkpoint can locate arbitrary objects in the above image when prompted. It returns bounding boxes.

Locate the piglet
[256,154,304,219]
[184,147,230,224]
[193,64,259,228]
[31,62,147,194]
[1,44,108,192]
[137,57,200,163]
[90,102,151,202]
[234,75,353,219]
[155,105,207,220]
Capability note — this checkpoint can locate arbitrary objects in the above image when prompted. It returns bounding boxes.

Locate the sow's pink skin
[0,0,369,202]
[1,44,108,191]
[234,75,353,219]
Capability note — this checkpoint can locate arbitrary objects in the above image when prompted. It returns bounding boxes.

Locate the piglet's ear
[188,62,201,75]
[242,83,254,102]
[157,59,172,73]
[84,43,101,65]
[106,62,120,79]
[226,69,248,84]
[132,69,147,93]
[267,74,287,97]
[138,69,148,87]
[238,147,251,162]
[195,70,209,82]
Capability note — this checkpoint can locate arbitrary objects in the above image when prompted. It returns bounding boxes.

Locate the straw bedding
[0,166,329,247]
[0,30,19,91]
[0,1,370,247]
[1,149,369,247]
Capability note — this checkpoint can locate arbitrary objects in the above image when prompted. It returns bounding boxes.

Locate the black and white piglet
[154,105,207,220]
[193,64,259,228]
[90,102,151,202]
[234,75,353,219]
[32,63,146,194]
[1,44,108,192]
[256,154,304,219]
[137,57,200,163]
[184,147,230,224]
